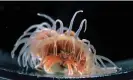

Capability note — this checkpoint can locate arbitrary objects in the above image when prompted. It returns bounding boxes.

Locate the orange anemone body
[30,29,93,75]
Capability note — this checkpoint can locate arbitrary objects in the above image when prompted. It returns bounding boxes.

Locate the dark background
[0,1,133,62]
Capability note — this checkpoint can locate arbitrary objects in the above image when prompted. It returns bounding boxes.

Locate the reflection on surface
[0,50,132,80]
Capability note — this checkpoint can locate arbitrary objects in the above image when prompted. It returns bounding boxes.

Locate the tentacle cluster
[11,10,120,76]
